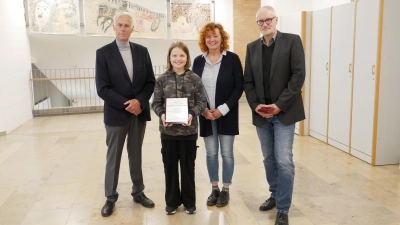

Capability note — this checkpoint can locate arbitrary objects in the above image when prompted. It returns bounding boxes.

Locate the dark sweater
[192,51,244,137]
[262,42,275,104]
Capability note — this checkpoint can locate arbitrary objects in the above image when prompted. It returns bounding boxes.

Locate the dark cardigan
[192,51,244,137]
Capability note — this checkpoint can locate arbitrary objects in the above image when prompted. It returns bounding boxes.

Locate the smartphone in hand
[257,106,274,114]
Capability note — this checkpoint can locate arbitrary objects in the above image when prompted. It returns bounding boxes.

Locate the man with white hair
[243,5,306,225]
[96,12,156,217]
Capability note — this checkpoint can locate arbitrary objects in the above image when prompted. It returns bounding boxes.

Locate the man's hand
[255,104,281,118]
[124,99,142,115]
[269,104,281,115]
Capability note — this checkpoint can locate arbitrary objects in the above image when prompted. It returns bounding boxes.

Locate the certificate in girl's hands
[166,98,188,124]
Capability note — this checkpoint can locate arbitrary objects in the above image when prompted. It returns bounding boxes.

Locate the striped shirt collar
[202,50,227,58]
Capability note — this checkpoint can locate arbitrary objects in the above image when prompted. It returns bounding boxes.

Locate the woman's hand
[203,109,215,120]
[210,109,222,119]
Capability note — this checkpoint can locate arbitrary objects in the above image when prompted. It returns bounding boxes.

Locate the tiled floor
[0,102,399,225]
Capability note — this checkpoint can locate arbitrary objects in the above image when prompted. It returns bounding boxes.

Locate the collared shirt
[201,51,230,116]
[261,31,278,47]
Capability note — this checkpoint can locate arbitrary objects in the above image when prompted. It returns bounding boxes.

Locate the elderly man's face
[35,1,51,26]
[256,9,278,37]
[113,15,133,42]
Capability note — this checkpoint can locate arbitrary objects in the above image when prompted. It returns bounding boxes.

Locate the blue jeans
[203,121,235,185]
[256,116,295,214]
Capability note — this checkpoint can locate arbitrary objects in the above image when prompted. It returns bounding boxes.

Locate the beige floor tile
[145,206,183,225]
[373,177,400,196]
[257,219,277,225]
[288,217,314,225]
[231,164,266,191]
[21,208,71,225]
[66,207,93,225]
[315,223,338,225]
[0,102,399,225]
[179,210,229,225]
[0,193,38,225]
[337,173,400,207]
[89,207,146,225]
[311,194,400,225]
[385,203,400,216]
[31,183,81,210]
[0,187,15,206]
[293,196,335,224]
[220,192,259,225]
[0,142,24,164]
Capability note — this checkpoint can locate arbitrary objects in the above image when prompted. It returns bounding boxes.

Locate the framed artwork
[83,0,167,39]
[27,0,80,34]
[170,0,212,40]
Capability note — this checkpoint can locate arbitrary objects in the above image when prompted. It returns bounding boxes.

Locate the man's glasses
[256,17,276,26]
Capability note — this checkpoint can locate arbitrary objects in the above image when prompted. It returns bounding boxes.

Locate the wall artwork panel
[27,0,80,34]
[84,0,167,39]
[170,0,212,40]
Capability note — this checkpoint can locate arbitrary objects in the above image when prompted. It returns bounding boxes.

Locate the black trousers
[161,139,197,208]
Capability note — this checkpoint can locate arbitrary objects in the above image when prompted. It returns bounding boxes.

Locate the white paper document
[166,98,188,124]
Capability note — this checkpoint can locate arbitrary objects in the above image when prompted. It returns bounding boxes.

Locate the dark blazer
[95,40,155,126]
[193,51,244,137]
[243,31,305,126]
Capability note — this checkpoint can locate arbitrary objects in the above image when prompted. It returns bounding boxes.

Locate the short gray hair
[256,6,277,18]
[113,12,134,28]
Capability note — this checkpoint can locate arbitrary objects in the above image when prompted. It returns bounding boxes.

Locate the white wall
[29,34,203,69]
[262,0,352,17]
[29,0,233,70]
[0,1,33,134]
[312,0,352,11]
[273,0,313,16]
[261,0,274,6]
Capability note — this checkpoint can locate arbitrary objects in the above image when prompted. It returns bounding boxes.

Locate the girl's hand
[161,114,173,127]
[182,114,193,126]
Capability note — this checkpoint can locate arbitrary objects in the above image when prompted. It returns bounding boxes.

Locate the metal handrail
[30,66,164,116]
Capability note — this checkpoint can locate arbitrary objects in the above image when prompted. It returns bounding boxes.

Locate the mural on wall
[170,0,211,40]
[28,0,80,34]
[84,0,167,39]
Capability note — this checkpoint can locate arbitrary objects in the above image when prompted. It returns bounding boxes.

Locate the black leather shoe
[259,197,276,211]
[101,200,115,217]
[275,212,289,225]
[207,188,220,206]
[216,189,229,207]
[133,193,155,208]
